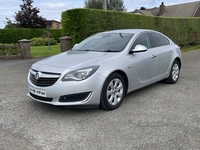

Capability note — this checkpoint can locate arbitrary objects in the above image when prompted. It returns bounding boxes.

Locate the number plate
[29,87,47,97]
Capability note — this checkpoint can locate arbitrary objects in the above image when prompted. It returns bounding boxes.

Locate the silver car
[27,29,181,110]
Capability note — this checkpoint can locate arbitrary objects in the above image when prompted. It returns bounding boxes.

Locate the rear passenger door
[150,32,173,78]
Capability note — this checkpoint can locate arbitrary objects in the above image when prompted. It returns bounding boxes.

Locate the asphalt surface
[0,50,200,150]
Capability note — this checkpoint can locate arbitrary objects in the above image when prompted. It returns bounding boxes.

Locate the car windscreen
[73,33,133,52]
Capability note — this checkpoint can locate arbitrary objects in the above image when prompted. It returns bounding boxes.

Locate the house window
[56,24,60,28]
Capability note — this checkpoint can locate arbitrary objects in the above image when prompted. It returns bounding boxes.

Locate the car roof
[103,29,155,34]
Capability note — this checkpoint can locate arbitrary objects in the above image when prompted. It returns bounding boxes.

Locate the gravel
[0,50,200,150]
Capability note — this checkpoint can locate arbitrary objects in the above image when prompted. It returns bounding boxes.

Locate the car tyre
[165,60,180,84]
[100,73,126,110]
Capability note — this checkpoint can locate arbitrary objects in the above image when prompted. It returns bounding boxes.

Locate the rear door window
[150,33,167,47]
[164,37,170,45]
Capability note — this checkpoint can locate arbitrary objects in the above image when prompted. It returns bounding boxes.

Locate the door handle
[152,54,157,59]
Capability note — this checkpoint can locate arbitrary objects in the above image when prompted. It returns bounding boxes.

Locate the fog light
[59,92,92,102]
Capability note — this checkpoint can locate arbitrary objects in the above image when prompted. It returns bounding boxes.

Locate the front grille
[29,69,60,87]
[30,92,53,102]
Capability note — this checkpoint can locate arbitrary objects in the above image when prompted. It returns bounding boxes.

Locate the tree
[84,0,102,9]
[14,0,47,28]
[140,7,146,10]
[4,18,19,28]
[102,0,107,10]
[84,0,126,11]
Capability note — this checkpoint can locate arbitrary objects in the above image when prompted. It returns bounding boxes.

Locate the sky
[0,0,199,28]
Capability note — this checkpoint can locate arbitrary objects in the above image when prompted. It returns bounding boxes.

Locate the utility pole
[102,0,107,10]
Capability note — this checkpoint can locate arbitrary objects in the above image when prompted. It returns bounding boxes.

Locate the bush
[44,38,57,45]
[41,31,54,39]
[30,37,46,46]
[30,37,57,46]
[0,28,62,44]
[50,29,62,42]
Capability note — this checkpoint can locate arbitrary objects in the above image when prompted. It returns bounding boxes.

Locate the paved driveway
[0,50,200,150]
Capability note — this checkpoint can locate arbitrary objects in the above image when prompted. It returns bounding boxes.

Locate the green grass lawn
[181,44,200,53]
[31,44,60,58]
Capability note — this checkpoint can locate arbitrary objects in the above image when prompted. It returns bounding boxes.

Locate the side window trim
[164,37,170,45]
[149,32,155,47]
[147,33,154,49]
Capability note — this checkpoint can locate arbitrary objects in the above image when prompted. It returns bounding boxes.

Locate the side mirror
[130,44,147,54]
[73,43,79,48]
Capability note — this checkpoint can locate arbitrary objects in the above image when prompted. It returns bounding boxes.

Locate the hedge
[0,28,62,44]
[62,8,200,46]
[62,9,156,45]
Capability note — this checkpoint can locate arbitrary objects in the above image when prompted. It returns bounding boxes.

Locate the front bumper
[27,71,105,106]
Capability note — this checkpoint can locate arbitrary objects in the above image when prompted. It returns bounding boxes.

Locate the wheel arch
[175,57,181,69]
[99,70,129,110]
[108,70,129,94]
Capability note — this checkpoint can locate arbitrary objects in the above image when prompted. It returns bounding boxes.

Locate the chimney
[159,2,165,16]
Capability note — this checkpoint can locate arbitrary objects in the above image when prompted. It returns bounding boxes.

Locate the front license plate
[29,87,47,97]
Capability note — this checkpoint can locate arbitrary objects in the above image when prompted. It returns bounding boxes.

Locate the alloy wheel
[106,78,124,105]
[172,63,179,82]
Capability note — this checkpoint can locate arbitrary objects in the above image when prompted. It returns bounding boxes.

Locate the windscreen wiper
[73,49,91,51]
[102,50,120,52]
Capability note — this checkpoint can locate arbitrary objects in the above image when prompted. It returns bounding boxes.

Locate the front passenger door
[129,33,158,89]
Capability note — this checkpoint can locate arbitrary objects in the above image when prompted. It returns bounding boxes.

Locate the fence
[0,45,22,59]
[0,37,71,60]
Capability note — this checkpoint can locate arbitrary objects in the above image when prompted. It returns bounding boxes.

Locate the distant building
[132,1,200,17]
[47,20,62,29]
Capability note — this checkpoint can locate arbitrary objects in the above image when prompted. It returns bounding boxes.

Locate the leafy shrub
[0,28,62,44]
[30,37,57,46]
[0,43,18,46]
[41,31,54,38]
[44,38,57,45]
[50,29,62,42]
[30,37,46,46]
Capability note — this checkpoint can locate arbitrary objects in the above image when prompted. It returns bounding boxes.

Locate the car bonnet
[31,50,120,73]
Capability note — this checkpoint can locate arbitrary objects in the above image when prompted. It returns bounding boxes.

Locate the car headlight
[62,66,99,81]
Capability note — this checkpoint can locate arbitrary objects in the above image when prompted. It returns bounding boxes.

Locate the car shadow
[28,98,104,115]
[27,81,169,115]
[123,81,170,104]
